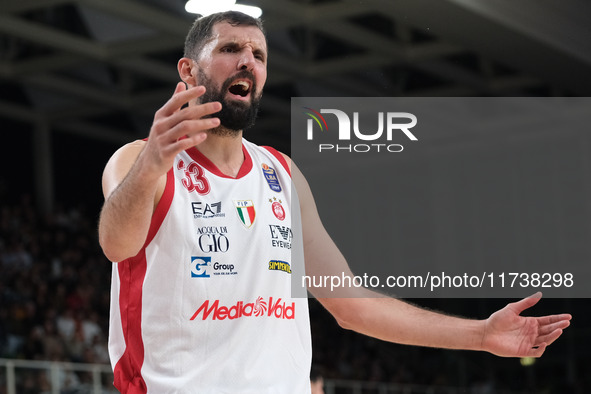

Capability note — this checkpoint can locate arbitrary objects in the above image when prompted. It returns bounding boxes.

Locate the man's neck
[196,129,245,178]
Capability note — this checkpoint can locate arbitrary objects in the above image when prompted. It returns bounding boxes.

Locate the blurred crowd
[0,195,112,392]
[0,194,588,393]
[0,195,110,366]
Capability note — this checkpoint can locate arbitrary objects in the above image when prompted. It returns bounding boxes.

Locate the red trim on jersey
[145,169,175,246]
[262,146,291,177]
[112,169,175,394]
[113,253,148,394]
[186,144,253,179]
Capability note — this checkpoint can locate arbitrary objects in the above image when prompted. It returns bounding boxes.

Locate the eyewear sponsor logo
[304,107,417,153]
[269,225,292,249]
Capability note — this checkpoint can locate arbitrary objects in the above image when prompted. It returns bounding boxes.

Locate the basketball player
[98,11,572,394]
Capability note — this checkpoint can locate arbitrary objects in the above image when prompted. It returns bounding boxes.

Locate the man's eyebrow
[220,41,240,49]
[219,40,267,56]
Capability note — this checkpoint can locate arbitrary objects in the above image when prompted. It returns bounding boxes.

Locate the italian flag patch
[234,200,256,228]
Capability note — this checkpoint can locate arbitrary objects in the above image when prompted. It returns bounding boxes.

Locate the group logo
[190,256,211,278]
[268,197,286,221]
[190,256,237,277]
[303,106,418,153]
[261,163,282,192]
[190,296,295,321]
[234,200,256,228]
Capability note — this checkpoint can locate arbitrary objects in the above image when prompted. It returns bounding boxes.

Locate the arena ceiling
[0,0,590,208]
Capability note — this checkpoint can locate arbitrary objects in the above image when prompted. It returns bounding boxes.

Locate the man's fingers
[535,328,564,347]
[168,118,220,142]
[538,318,571,335]
[171,130,209,152]
[159,84,207,117]
[164,104,221,138]
[168,100,221,126]
[154,101,221,140]
[509,292,543,314]
[527,342,547,358]
[179,101,222,122]
[174,81,186,95]
[535,319,570,347]
[536,313,572,326]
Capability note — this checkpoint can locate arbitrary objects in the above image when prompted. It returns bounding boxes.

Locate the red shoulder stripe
[262,146,291,177]
[144,168,174,246]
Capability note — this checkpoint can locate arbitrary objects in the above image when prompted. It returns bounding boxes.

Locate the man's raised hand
[481,292,572,357]
[140,82,221,178]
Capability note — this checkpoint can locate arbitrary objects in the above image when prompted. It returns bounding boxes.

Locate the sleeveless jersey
[108,139,312,394]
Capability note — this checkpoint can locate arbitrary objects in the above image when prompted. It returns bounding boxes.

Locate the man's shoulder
[107,140,146,167]
[243,138,291,166]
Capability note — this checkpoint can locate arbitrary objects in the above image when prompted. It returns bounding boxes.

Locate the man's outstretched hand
[481,292,572,357]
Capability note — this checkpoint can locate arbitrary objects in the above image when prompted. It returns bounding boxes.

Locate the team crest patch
[268,197,286,221]
[234,200,256,228]
[261,163,282,193]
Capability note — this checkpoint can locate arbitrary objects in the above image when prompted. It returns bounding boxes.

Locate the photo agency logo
[303,106,418,153]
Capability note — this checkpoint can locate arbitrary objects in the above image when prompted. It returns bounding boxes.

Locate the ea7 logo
[305,108,417,141]
[191,201,224,219]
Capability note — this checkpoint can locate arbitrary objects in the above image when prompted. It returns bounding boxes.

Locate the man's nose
[237,49,255,71]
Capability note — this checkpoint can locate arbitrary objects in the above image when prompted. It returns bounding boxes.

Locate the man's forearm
[99,156,161,262]
[322,291,570,358]
[323,295,485,351]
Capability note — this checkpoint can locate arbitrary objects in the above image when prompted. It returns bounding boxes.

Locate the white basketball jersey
[108,139,312,393]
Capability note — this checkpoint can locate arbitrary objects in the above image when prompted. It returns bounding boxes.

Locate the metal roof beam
[77,0,190,36]
[0,0,73,14]
[0,14,107,59]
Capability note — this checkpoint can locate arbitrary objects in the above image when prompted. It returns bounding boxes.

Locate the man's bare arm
[99,141,162,262]
[290,160,571,357]
[98,83,221,262]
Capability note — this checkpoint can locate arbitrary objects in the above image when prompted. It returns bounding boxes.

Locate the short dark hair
[184,11,266,59]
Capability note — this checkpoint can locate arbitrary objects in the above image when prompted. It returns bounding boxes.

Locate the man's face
[194,22,267,133]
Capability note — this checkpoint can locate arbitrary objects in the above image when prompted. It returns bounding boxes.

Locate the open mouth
[228,80,251,98]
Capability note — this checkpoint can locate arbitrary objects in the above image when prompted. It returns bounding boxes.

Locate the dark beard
[198,70,261,135]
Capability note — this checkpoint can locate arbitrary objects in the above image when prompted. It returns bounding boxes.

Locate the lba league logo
[261,163,282,192]
[303,106,418,153]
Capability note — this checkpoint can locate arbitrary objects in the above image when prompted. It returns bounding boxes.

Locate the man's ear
[178,57,198,87]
